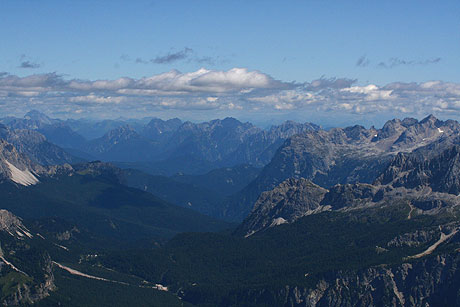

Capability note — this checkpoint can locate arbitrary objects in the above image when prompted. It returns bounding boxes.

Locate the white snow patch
[270,217,288,227]
[154,284,168,291]
[438,128,444,133]
[4,160,39,186]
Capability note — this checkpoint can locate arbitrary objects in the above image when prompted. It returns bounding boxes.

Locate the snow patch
[270,217,288,227]
[4,160,39,186]
[438,128,444,133]
[154,284,168,291]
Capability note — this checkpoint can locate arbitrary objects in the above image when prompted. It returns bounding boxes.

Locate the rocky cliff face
[239,253,460,307]
[239,140,460,237]
[0,210,56,305]
[0,139,45,185]
[237,178,328,236]
[226,115,460,221]
[229,125,460,306]
[376,145,460,195]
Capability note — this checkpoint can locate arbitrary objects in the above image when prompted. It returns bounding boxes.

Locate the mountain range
[1,111,319,175]
[0,112,460,305]
[224,114,460,221]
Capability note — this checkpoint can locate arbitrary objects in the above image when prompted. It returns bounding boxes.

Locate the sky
[1,0,459,127]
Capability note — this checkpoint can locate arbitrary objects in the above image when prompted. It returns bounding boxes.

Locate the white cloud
[69,94,127,104]
[2,69,460,123]
[341,84,394,101]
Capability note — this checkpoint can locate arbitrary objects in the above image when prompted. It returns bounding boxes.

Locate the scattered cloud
[305,77,357,90]
[18,54,41,69]
[123,48,223,66]
[356,55,370,67]
[378,57,441,68]
[152,48,193,64]
[1,68,460,123]
[19,61,40,69]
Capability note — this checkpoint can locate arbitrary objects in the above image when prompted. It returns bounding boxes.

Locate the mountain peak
[420,114,438,125]
[24,110,52,124]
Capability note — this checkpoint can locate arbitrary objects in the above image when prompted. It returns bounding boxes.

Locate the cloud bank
[1,68,460,124]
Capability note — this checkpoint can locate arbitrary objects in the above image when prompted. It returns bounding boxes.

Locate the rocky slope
[225,115,460,221]
[238,178,328,237]
[0,139,45,186]
[0,210,55,305]
[239,142,460,237]
[237,253,460,306]
[0,123,80,165]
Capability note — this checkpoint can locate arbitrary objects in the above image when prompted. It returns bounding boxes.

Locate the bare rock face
[271,254,460,307]
[238,178,328,236]
[239,134,460,238]
[376,145,460,195]
[0,210,56,305]
[0,209,33,239]
[321,183,380,210]
[226,115,460,221]
[0,139,45,186]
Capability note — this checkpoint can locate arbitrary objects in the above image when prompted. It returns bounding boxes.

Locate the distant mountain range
[1,111,320,175]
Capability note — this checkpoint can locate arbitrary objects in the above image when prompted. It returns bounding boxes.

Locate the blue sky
[1,0,460,127]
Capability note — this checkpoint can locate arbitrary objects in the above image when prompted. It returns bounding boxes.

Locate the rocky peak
[419,114,439,126]
[376,145,460,195]
[375,118,404,140]
[24,110,53,125]
[143,118,182,136]
[401,117,418,127]
[343,125,375,141]
[237,178,328,236]
[104,125,139,143]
